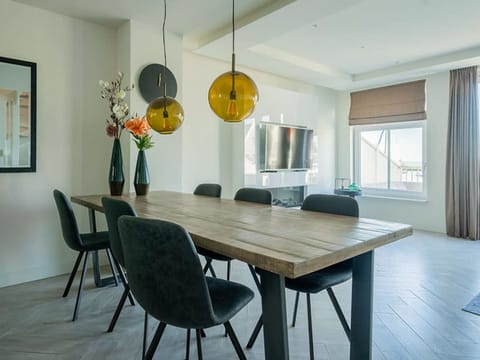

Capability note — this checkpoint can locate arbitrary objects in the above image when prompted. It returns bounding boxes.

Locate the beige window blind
[349,80,426,125]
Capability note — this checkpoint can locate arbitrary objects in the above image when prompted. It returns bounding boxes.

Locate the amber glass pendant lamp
[146,0,184,134]
[208,0,259,122]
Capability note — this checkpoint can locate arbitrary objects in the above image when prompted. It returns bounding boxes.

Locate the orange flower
[125,116,151,136]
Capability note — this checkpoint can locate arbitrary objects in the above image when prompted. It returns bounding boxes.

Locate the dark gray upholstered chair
[102,197,137,332]
[104,197,202,357]
[234,187,272,205]
[53,189,118,321]
[193,184,230,279]
[193,183,221,198]
[246,194,359,360]
[118,216,254,360]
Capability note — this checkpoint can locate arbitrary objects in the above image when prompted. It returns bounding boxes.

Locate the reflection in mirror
[0,56,36,172]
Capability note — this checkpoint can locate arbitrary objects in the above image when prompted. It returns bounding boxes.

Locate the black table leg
[88,208,117,288]
[258,269,289,360]
[88,209,101,287]
[350,250,374,360]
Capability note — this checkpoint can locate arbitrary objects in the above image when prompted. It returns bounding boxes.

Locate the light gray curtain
[446,66,480,239]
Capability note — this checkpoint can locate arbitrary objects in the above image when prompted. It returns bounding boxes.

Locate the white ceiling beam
[195,0,366,54]
[354,45,480,82]
[250,44,351,81]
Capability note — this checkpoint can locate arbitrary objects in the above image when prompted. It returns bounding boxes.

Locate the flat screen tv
[258,123,313,171]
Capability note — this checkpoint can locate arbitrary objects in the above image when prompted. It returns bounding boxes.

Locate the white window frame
[353,120,427,200]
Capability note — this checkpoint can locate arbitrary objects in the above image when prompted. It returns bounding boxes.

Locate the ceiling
[13,0,480,90]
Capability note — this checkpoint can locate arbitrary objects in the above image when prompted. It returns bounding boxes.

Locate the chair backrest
[234,187,272,205]
[193,183,222,198]
[102,197,136,267]
[118,216,217,329]
[301,194,359,217]
[53,189,82,251]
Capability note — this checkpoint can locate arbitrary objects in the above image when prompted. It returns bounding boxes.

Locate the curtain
[446,66,480,239]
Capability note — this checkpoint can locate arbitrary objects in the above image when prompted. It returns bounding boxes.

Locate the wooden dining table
[71,190,413,360]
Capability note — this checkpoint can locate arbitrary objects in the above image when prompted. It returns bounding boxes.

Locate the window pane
[360,130,388,189]
[390,127,423,192]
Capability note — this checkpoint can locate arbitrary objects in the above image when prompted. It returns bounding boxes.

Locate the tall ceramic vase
[109,138,125,195]
[134,150,150,195]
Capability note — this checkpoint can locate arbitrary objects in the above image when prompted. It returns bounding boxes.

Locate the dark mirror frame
[0,56,37,173]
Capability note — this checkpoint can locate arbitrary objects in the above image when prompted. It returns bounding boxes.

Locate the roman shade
[349,80,426,125]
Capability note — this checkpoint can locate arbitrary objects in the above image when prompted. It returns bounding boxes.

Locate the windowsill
[359,194,428,202]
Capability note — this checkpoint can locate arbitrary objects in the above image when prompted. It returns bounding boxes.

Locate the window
[353,121,426,199]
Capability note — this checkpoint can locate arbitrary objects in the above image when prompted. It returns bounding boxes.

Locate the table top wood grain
[71,191,413,278]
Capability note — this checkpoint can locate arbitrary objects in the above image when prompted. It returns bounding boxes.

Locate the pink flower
[106,124,118,138]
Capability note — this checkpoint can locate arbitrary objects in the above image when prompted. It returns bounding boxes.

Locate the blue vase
[134,150,150,195]
[109,138,124,195]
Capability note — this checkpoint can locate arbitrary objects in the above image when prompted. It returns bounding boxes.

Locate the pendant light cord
[162,0,168,117]
[230,0,236,99]
[232,0,235,70]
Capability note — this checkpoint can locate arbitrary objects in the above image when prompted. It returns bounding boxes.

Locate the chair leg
[107,286,130,332]
[202,258,217,278]
[185,329,191,360]
[292,291,300,327]
[145,321,167,360]
[306,294,314,360]
[202,259,210,274]
[246,315,263,349]
[142,312,148,360]
[247,264,262,292]
[326,287,351,341]
[63,251,84,298]
[126,288,135,306]
[105,249,119,286]
[195,329,203,360]
[208,262,217,278]
[72,251,89,321]
[224,321,247,360]
[112,257,135,306]
[200,329,206,338]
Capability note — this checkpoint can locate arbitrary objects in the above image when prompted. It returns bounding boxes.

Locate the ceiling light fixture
[208,0,258,122]
[146,0,184,134]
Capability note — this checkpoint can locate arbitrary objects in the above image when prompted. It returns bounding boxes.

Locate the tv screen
[259,123,313,170]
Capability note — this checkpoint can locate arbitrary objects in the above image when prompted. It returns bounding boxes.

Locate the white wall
[115,21,132,191]
[336,72,449,233]
[0,0,117,287]
[181,52,234,197]
[182,52,337,198]
[127,20,184,192]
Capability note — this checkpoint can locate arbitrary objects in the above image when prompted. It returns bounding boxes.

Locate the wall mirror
[0,56,36,172]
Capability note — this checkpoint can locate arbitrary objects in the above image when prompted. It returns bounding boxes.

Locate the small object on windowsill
[348,182,360,191]
[334,183,362,198]
[335,177,350,190]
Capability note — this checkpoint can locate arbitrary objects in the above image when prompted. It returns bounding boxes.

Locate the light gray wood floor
[1,230,480,359]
